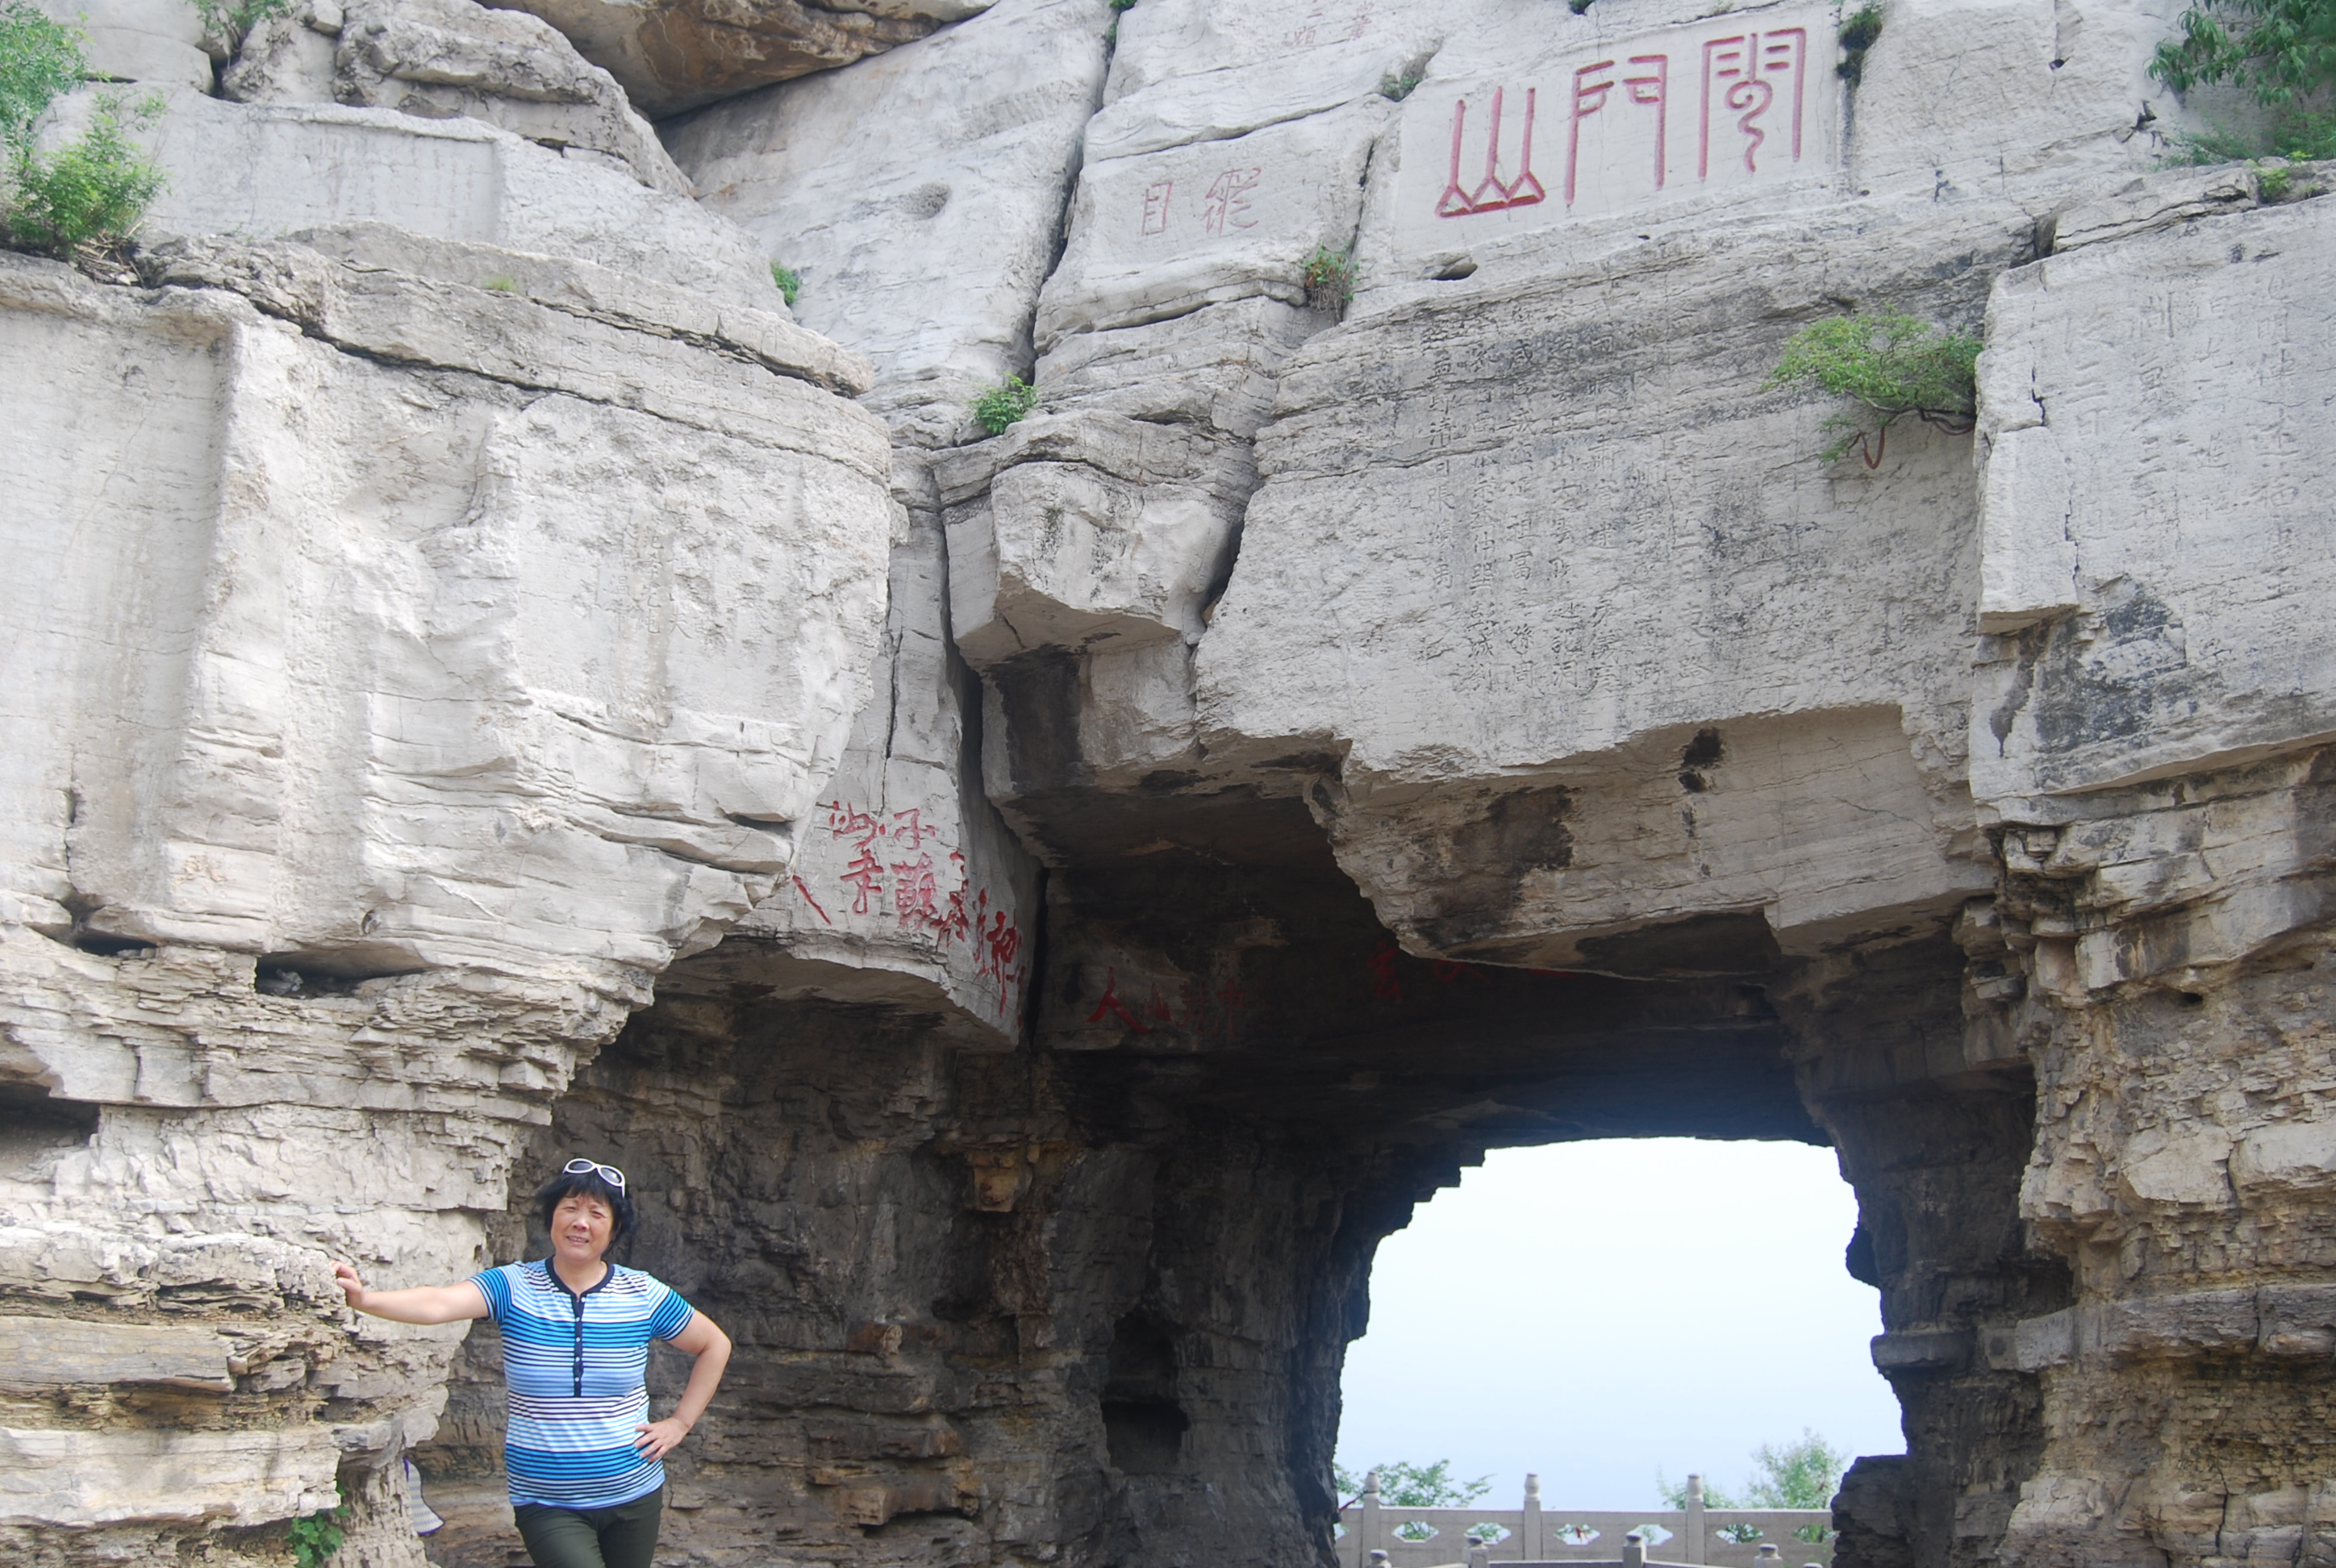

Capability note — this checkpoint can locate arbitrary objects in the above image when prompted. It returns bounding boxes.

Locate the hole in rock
[68,932,156,956]
[1336,1141,1903,1511]
[1103,1312,1188,1474]
[254,951,426,995]
[0,1079,98,1180]
[1434,261,1478,281]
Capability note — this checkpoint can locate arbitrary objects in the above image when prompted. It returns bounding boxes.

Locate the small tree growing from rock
[2152,0,2336,160]
[1765,307,1979,468]
[0,1,167,269]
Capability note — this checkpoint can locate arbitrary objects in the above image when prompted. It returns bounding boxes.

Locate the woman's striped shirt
[469,1261,696,1510]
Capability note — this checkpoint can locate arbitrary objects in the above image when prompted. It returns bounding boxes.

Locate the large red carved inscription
[1425,6,1833,226]
[789,798,1029,1026]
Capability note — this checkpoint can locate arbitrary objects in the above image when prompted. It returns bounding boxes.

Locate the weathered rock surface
[30,0,212,91]
[493,0,995,118]
[667,0,1112,443]
[0,74,891,1561]
[6,2,2336,1567]
[225,0,691,194]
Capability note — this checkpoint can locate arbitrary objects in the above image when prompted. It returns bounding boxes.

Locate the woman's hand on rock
[633,1416,690,1461]
[332,1261,368,1309]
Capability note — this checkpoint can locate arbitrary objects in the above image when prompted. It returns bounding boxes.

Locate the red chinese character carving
[1435,85,1546,218]
[1368,939,1404,1002]
[792,875,832,926]
[1087,968,1151,1034]
[1141,179,1174,236]
[1203,168,1262,235]
[942,864,971,945]
[1566,54,1670,204]
[1149,984,1175,1023]
[983,913,1021,982]
[891,853,940,930]
[891,808,939,849]
[1700,28,1805,179]
[841,846,886,915]
[825,800,885,849]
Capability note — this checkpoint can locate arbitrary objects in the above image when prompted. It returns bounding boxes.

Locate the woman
[335,1158,731,1568]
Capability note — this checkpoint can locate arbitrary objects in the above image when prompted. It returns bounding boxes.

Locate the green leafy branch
[0,1,169,262]
[1766,308,1979,468]
[2151,0,2336,161]
[1333,1459,1493,1509]
[0,0,81,144]
[1658,1430,1851,1512]
[2152,0,2336,105]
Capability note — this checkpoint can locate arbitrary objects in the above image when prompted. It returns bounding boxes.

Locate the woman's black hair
[533,1165,636,1244]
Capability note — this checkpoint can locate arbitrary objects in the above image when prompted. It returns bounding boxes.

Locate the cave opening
[415,782,2059,1568]
[1333,1137,1904,1516]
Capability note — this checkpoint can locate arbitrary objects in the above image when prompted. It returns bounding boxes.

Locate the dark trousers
[513,1488,662,1568]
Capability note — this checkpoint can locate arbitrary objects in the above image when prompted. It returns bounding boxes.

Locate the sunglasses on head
[563,1158,627,1191]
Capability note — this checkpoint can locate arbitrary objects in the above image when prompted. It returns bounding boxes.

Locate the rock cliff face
[3,0,2333,1566]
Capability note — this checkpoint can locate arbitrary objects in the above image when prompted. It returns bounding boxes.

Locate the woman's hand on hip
[633,1417,690,1462]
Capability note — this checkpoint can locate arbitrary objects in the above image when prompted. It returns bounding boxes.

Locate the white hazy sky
[1334,1138,1904,1512]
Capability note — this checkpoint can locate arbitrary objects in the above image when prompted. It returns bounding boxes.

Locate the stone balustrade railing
[1336,1473,1833,1568]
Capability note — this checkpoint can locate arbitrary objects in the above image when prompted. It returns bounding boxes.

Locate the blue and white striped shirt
[469,1261,697,1510]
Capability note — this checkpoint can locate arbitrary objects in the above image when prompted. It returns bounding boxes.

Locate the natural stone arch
[416,785,2050,1568]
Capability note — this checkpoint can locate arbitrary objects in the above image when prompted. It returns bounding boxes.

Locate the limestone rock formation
[223,0,692,194]
[667,0,1112,442]
[492,0,997,117]
[4,0,2335,1566]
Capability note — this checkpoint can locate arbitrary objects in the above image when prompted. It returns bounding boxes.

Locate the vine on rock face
[0,1,168,266]
[1765,308,1980,469]
[770,261,801,305]
[2152,0,2336,161]
[971,375,1039,436]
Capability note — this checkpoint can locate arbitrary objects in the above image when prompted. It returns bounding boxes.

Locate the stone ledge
[0,1316,236,1394]
[0,1424,340,1528]
[1981,1283,2336,1370]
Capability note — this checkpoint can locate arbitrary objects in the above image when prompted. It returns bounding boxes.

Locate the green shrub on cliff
[971,374,1039,436]
[1766,308,1980,467]
[6,93,167,255]
[0,1,167,261]
[2153,0,2336,160]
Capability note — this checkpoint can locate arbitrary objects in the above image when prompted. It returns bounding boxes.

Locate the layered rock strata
[5,1,2335,1566]
[0,15,892,1558]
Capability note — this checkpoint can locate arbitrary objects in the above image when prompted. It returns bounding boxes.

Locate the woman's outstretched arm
[634,1311,732,1461]
[335,1261,490,1324]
